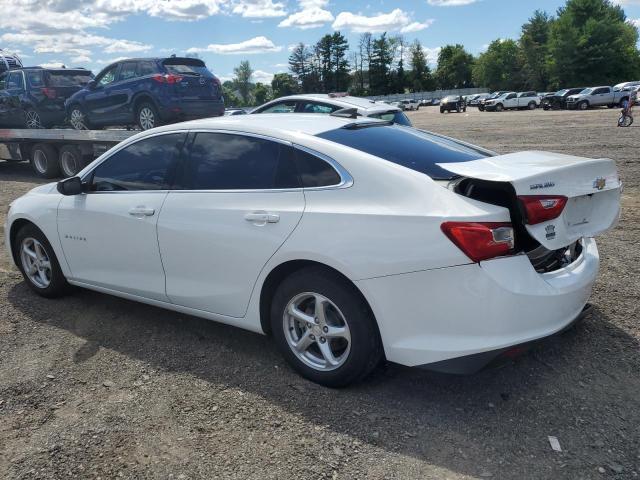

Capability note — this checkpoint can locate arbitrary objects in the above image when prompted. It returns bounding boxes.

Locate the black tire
[68,105,92,130]
[136,101,160,130]
[495,103,504,112]
[440,107,445,113]
[578,101,589,111]
[14,223,70,298]
[463,107,467,112]
[528,102,536,110]
[30,143,60,178]
[271,267,383,387]
[478,105,485,112]
[58,144,86,178]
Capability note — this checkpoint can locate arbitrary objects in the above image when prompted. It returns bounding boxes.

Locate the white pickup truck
[565,86,628,110]
[483,91,540,112]
[396,99,420,111]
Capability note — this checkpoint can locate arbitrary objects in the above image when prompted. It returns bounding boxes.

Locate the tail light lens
[518,195,567,225]
[441,222,515,262]
[152,74,183,84]
[41,87,56,98]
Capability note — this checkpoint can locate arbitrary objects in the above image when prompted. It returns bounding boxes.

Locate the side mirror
[87,80,96,89]
[57,176,85,196]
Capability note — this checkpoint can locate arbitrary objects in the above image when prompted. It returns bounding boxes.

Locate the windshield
[367,111,412,126]
[316,125,489,180]
[555,89,568,96]
[579,88,593,95]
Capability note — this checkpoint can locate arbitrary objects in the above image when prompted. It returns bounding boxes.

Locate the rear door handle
[129,206,155,217]
[244,212,280,224]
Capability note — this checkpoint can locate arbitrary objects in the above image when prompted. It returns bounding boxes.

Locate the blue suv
[65,57,224,130]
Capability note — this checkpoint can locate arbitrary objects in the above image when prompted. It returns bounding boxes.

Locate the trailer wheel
[30,143,60,178]
[59,145,85,178]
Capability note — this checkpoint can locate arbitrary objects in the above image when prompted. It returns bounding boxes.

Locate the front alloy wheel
[69,107,88,130]
[283,292,351,371]
[25,109,42,129]
[20,237,52,289]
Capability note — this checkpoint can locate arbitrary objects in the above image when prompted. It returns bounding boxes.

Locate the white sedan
[5,114,621,386]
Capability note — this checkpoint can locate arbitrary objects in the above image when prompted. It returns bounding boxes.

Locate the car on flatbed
[0,67,94,128]
[65,56,224,131]
[251,93,412,126]
[5,113,621,387]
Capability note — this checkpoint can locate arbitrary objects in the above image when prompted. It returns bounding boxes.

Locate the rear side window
[316,125,489,180]
[138,61,157,76]
[256,101,296,113]
[90,133,186,191]
[183,133,299,190]
[118,62,138,81]
[294,149,341,187]
[46,71,93,87]
[367,111,411,126]
[300,102,340,114]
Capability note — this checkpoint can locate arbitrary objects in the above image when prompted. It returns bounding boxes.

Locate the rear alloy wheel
[578,101,589,111]
[271,267,382,387]
[137,102,159,130]
[15,224,70,298]
[59,144,85,177]
[30,143,60,178]
[25,109,43,129]
[69,106,89,130]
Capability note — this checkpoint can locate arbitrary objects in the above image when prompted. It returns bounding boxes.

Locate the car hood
[27,182,58,195]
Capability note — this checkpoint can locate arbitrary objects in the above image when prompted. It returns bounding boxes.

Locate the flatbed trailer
[0,128,136,179]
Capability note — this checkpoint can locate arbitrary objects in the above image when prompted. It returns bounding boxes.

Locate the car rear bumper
[356,237,598,370]
[157,99,225,122]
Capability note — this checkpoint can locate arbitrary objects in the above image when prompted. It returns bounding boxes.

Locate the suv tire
[137,102,160,130]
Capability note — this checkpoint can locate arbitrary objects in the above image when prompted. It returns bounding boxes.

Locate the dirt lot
[0,107,638,480]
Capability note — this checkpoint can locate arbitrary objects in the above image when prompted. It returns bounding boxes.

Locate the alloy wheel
[20,237,52,289]
[70,109,87,130]
[283,292,351,371]
[25,110,42,129]
[139,107,155,130]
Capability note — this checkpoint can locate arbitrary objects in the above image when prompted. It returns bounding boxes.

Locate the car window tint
[27,71,44,88]
[46,71,93,87]
[90,133,186,191]
[138,61,157,76]
[97,65,118,86]
[185,133,299,190]
[118,63,138,81]
[0,73,6,90]
[367,111,412,126]
[258,101,297,113]
[300,102,339,114]
[7,72,23,89]
[316,125,489,180]
[294,149,341,187]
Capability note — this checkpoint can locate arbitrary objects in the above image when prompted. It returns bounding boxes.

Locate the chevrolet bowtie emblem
[593,177,606,190]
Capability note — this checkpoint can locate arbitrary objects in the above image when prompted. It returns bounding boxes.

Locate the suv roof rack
[330,107,359,119]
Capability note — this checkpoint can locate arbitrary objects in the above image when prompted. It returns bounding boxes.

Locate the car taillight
[152,74,183,84]
[41,87,56,98]
[441,222,514,262]
[518,195,567,225]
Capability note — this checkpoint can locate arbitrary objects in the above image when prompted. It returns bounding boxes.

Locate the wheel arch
[9,217,37,265]
[132,92,159,114]
[258,259,380,341]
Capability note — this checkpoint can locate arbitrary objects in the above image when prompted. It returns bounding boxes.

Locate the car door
[84,63,120,124]
[110,61,139,121]
[157,131,305,318]
[3,71,26,126]
[590,87,609,106]
[57,132,187,301]
[504,93,518,108]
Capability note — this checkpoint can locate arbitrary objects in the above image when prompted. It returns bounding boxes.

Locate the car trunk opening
[439,151,621,272]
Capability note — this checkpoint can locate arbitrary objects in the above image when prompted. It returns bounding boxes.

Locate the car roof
[257,94,401,113]
[140,113,387,140]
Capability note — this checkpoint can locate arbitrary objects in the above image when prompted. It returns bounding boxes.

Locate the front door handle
[129,206,155,217]
[244,211,280,224]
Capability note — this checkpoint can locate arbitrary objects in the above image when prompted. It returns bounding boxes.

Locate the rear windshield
[46,71,93,87]
[163,59,213,77]
[367,111,412,126]
[316,125,489,180]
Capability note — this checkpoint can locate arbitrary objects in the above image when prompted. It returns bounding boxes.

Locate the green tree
[253,82,271,105]
[547,0,640,87]
[233,60,253,105]
[520,10,553,91]
[369,33,394,95]
[313,32,350,92]
[271,73,299,98]
[222,80,241,107]
[289,42,319,93]
[473,39,525,91]
[435,44,475,89]
[409,40,435,92]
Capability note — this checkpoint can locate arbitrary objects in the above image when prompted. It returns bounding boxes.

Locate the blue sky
[2,0,640,83]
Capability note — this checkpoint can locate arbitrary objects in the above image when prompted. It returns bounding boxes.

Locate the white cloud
[39,61,66,68]
[332,8,429,33]
[612,0,640,5]
[232,0,287,17]
[423,46,441,66]
[279,6,334,29]
[631,18,640,28]
[253,69,275,83]
[187,36,283,54]
[400,19,434,33]
[103,39,153,53]
[427,0,478,6]
[71,55,92,63]
[287,44,299,52]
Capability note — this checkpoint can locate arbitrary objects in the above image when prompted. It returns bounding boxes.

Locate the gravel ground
[0,107,638,480]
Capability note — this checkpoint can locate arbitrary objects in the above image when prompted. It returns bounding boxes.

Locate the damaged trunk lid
[438,151,621,250]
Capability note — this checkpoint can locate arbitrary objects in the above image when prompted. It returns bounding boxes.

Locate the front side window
[7,72,24,90]
[90,133,186,191]
[97,65,118,87]
[256,101,297,113]
[27,71,44,88]
[506,93,516,99]
[184,133,299,190]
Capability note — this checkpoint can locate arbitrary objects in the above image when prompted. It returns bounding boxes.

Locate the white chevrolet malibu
[5,114,621,386]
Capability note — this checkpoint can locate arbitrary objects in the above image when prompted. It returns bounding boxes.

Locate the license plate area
[565,195,594,228]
